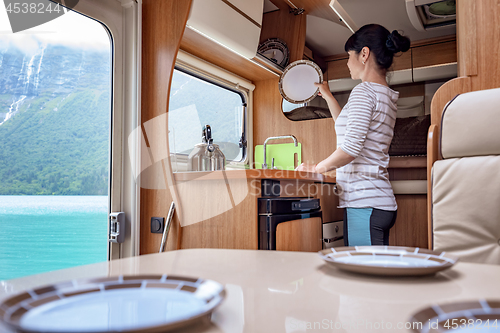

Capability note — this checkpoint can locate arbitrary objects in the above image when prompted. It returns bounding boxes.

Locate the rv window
[0,5,111,279]
[168,68,247,168]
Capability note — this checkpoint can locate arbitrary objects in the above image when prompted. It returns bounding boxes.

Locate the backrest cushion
[440,87,500,159]
[432,156,500,264]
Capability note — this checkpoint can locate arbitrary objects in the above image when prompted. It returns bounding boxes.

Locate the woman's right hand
[314,81,333,100]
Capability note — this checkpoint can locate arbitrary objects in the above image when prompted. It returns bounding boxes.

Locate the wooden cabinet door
[388,194,428,248]
[412,41,457,68]
[276,217,322,252]
[326,58,350,80]
[392,50,412,71]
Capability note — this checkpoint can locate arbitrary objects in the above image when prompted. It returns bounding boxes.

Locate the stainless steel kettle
[187,125,226,171]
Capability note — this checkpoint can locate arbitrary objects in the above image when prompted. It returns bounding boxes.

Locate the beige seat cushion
[432,156,500,264]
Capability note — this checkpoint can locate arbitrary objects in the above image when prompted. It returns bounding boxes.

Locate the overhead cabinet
[412,40,457,82]
[326,39,457,92]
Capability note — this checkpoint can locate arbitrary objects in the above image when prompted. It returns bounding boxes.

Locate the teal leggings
[343,207,397,246]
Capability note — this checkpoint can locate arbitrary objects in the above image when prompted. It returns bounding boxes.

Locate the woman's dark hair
[344,24,411,70]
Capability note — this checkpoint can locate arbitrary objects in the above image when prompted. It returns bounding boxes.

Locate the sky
[0,0,110,52]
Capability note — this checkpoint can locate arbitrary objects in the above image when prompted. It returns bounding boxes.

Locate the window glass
[0,4,111,280]
[168,69,245,162]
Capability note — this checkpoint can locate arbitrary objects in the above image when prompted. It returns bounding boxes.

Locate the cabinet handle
[323,236,342,243]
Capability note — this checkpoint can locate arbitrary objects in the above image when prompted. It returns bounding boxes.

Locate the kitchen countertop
[2,249,499,333]
[174,169,336,183]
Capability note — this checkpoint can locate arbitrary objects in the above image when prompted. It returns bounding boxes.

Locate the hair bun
[386,30,411,53]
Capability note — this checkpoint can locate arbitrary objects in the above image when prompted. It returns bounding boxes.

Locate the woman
[296,24,410,246]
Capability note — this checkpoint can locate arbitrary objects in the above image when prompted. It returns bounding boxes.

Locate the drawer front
[323,221,343,247]
[258,197,320,215]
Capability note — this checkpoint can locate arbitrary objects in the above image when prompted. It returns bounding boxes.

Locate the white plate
[319,246,458,276]
[279,60,323,104]
[410,299,500,332]
[0,275,225,333]
[257,38,289,68]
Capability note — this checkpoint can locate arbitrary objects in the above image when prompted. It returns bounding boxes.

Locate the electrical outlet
[151,217,164,233]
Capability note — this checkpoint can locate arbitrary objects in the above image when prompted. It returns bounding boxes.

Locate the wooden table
[2,249,499,333]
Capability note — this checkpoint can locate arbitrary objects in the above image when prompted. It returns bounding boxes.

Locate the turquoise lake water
[0,196,108,281]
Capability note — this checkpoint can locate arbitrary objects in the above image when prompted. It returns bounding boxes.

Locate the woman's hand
[295,163,317,173]
[314,81,333,100]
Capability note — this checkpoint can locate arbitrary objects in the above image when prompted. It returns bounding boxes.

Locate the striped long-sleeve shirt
[335,82,398,210]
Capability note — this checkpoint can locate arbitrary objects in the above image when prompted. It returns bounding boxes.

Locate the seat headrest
[440,87,500,159]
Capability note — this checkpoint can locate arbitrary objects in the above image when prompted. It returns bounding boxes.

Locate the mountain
[0,40,110,195]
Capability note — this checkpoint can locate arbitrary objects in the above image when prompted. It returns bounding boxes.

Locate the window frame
[63,0,141,259]
[169,66,248,165]
[174,50,255,169]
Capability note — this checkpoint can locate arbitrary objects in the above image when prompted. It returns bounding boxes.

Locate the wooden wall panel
[429,0,500,124]
[260,7,306,62]
[457,0,478,76]
[473,0,500,91]
[140,0,192,255]
[253,79,337,166]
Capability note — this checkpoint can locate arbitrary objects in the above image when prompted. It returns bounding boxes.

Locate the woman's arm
[315,148,355,173]
[296,148,355,173]
[315,81,341,121]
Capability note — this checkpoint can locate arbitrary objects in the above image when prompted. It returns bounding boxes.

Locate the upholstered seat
[432,88,500,264]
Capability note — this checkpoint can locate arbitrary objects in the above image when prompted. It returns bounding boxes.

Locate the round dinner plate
[257,38,289,68]
[409,299,500,332]
[279,60,323,104]
[0,275,225,333]
[319,246,458,276]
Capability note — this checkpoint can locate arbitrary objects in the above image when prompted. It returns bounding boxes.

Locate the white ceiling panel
[305,0,456,57]
[306,15,352,56]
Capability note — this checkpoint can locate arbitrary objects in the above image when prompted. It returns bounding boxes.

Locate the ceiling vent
[406,0,456,32]
[186,0,264,59]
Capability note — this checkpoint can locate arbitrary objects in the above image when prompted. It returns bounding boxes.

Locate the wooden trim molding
[174,169,336,183]
[430,76,471,125]
[410,35,456,48]
[427,124,439,249]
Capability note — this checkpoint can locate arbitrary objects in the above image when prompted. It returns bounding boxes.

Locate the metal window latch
[109,212,125,243]
[239,135,247,148]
